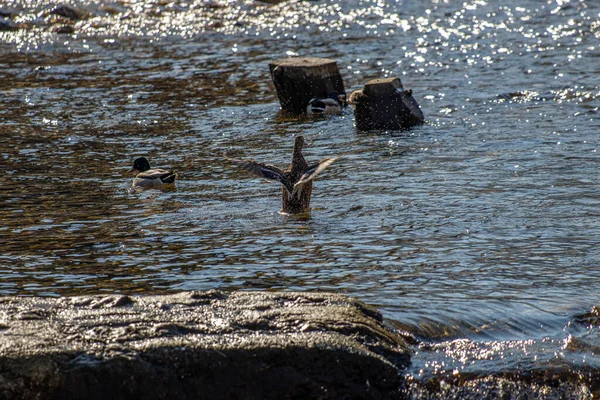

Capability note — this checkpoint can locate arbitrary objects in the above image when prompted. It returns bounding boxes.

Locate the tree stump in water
[269,57,346,114]
[350,77,424,130]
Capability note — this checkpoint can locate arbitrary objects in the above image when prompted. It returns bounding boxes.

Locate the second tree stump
[351,77,424,130]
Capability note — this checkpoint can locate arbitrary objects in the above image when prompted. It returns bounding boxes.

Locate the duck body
[306,93,344,115]
[282,138,311,214]
[129,157,176,191]
[228,136,336,215]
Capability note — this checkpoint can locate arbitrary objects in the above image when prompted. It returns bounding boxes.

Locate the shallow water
[2,0,600,393]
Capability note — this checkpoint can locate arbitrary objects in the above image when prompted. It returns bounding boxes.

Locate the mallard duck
[129,157,176,190]
[306,92,345,115]
[228,136,336,215]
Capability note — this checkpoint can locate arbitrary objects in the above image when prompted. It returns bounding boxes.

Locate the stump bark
[269,57,346,114]
[351,77,424,130]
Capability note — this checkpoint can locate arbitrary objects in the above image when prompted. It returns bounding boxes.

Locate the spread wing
[291,157,337,198]
[227,158,285,184]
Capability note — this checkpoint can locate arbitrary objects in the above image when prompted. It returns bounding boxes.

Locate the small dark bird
[228,136,336,214]
[129,157,176,191]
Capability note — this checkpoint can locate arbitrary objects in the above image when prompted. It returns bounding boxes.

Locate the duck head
[292,135,310,156]
[129,157,151,174]
[294,135,305,150]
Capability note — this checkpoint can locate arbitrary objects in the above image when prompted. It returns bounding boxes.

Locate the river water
[2,0,600,396]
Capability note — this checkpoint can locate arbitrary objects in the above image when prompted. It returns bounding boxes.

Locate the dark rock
[53,25,75,34]
[402,373,600,399]
[50,4,90,21]
[0,291,410,400]
[0,18,18,31]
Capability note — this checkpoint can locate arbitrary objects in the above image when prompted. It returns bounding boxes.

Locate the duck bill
[128,167,139,175]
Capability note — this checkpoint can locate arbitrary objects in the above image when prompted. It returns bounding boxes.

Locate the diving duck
[306,92,345,115]
[129,157,177,191]
[228,136,336,215]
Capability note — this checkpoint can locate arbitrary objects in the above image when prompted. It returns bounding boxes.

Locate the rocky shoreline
[0,291,410,400]
[1,291,598,399]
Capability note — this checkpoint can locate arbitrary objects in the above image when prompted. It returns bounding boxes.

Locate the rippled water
[2,0,600,393]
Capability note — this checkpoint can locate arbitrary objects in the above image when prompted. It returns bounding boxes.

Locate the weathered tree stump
[350,77,424,130]
[269,57,346,114]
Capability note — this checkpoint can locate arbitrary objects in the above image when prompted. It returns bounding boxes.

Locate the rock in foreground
[0,291,411,400]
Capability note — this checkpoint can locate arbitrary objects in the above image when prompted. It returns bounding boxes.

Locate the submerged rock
[50,4,90,21]
[0,291,411,400]
[53,25,75,34]
[0,18,18,31]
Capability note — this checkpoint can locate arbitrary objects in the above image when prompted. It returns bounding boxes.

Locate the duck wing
[137,168,176,182]
[228,158,286,184]
[291,157,337,198]
[307,98,342,115]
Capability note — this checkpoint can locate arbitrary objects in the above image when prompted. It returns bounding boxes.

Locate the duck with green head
[129,157,177,191]
[228,136,336,215]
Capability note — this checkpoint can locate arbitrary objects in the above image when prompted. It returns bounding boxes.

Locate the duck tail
[161,172,177,184]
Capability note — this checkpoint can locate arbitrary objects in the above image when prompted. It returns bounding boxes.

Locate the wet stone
[0,291,410,400]
[50,4,90,21]
[52,25,75,34]
[0,18,18,31]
